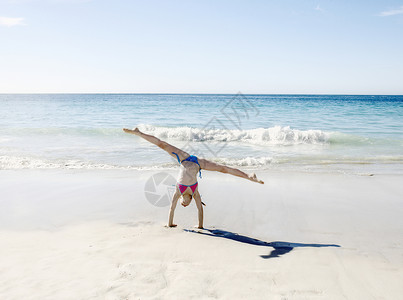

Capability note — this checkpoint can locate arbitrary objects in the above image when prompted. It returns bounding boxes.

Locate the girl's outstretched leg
[123,128,189,161]
[198,159,264,184]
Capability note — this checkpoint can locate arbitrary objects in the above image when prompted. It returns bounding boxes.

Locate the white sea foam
[0,156,129,170]
[137,124,330,146]
[2,153,403,171]
[2,124,401,171]
[212,156,273,167]
[0,155,274,170]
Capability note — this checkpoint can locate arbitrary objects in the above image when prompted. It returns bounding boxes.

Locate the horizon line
[1,92,403,96]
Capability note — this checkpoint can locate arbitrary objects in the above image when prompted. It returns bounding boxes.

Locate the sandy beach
[1,169,402,299]
[2,0,403,298]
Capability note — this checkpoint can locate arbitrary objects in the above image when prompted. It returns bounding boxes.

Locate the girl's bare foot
[249,173,264,184]
[123,127,140,135]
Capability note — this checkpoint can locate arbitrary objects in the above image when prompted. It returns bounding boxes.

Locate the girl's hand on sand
[249,173,264,184]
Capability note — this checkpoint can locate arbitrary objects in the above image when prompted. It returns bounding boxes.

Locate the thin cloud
[0,17,26,27]
[379,5,403,17]
[7,0,92,3]
[314,4,324,12]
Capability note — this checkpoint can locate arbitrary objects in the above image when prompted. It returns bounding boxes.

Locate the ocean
[0,94,402,174]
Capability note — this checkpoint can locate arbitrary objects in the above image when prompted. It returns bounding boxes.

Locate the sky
[1,0,403,94]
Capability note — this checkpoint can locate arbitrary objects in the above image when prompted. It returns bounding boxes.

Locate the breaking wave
[137,124,330,146]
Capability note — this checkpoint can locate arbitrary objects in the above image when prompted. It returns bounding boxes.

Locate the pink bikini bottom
[178,182,198,195]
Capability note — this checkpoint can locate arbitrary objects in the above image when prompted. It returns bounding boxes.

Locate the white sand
[1,169,402,299]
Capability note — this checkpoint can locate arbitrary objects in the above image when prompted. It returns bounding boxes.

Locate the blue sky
[1,0,403,94]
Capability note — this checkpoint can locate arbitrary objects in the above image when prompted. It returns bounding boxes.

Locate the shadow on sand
[184,228,340,259]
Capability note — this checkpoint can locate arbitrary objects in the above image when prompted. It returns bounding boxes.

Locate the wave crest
[137,124,329,145]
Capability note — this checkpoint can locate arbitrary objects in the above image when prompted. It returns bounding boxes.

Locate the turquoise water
[0,94,402,173]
